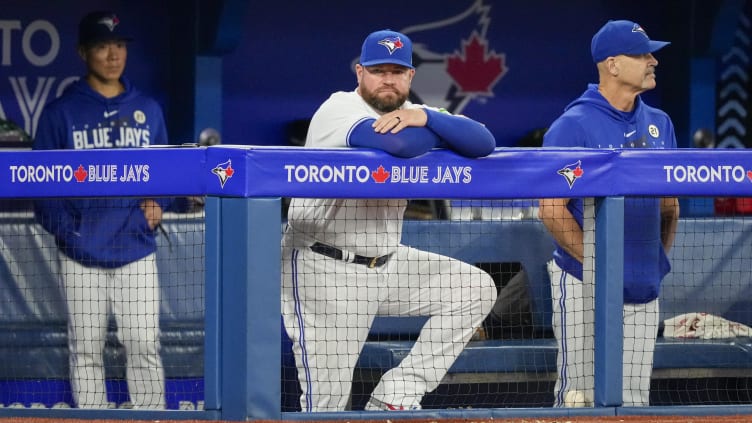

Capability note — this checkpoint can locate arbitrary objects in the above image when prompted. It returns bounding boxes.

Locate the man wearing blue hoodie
[538,20,680,407]
[33,11,172,409]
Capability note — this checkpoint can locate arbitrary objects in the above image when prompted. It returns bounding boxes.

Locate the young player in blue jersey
[538,20,680,407]
[32,11,176,409]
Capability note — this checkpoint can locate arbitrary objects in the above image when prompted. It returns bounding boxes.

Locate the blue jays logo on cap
[360,29,414,69]
[631,24,647,37]
[378,36,405,55]
[98,15,120,32]
[78,10,133,46]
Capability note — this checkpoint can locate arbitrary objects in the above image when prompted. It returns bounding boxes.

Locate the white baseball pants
[282,243,496,411]
[60,252,165,409]
[549,259,658,407]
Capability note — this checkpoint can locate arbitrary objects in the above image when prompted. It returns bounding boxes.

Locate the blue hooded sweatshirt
[33,77,178,268]
[542,84,676,303]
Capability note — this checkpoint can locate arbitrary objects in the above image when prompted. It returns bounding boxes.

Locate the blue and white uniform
[543,83,676,406]
[33,77,173,409]
[282,89,497,411]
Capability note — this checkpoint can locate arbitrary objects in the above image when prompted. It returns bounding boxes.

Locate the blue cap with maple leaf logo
[360,29,414,69]
[591,20,670,63]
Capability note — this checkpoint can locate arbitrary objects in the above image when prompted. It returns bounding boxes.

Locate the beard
[360,86,408,113]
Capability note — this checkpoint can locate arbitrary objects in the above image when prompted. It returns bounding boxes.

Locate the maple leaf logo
[74,165,87,182]
[371,165,390,183]
[446,32,507,96]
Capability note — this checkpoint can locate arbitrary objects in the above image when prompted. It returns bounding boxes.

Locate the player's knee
[70,339,105,356]
[121,332,160,354]
[473,271,497,316]
[72,350,105,366]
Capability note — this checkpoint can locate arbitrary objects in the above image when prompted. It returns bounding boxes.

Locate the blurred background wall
[0,0,744,149]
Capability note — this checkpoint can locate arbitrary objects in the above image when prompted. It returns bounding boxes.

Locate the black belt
[310,242,392,268]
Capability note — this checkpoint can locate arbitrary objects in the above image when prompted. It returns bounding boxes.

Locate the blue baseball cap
[360,29,414,69]
[78,11,133,46]
[590,20,670,63]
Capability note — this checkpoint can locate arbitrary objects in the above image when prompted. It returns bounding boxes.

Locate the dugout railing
[1,146,752,420]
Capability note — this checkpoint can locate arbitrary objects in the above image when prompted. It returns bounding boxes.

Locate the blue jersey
[543,84,675,303]
[33,77,175,268]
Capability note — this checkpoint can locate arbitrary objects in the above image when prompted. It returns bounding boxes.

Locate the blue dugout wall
[1,0,745,150]
[2,146,752,420]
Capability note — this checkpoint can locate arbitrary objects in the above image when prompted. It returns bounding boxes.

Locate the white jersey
[286,90,424,256]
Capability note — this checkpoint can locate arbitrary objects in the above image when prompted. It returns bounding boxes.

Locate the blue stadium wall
[0,0,736,150]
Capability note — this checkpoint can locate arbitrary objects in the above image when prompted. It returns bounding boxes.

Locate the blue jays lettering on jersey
[543,83,675,303]
[34,77,167,150]
[32,77,179,268]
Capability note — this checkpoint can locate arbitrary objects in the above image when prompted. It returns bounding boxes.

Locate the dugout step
[356,337,752,384]
[357,339,559,381]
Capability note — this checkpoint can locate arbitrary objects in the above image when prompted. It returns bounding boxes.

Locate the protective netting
[2,193,752,412]
[0,199,205,410]
[279,197,752,411]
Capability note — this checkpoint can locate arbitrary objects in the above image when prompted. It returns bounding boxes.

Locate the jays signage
[205,146,752,199]
[0,147,204,198]
[2,147,752,199]
[206,146,617,199]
